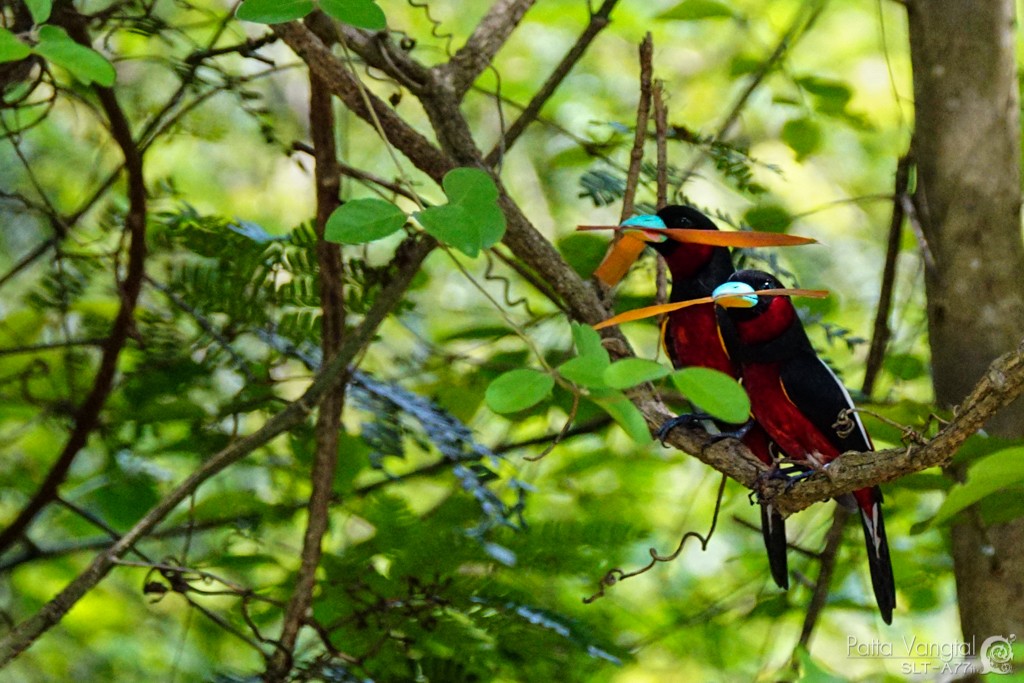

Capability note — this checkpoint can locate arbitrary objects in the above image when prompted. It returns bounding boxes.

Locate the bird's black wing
[778,352,873,454]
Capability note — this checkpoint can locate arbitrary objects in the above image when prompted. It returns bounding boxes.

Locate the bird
[712,269,896,623]
[586,205,798,589]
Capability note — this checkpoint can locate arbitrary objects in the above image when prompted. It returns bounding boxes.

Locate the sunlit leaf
[558,355,608,388]
[320,0,387,29]
[25,0,52,23]
[33,25,116,87]
[236,0,313,23]
[592,390,651,444]
[657,0,735,21]
[603,358,670,390]
[325,198,407,244]
[0,28,31,64]
[415,168,505,257]
[796,646,849,683]
[928,448,1024,527]
[570,322,608,362]
[485,369,554,413]
[671,367,750,424]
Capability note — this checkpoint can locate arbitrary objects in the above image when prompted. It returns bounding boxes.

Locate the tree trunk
[907,0,1024,646]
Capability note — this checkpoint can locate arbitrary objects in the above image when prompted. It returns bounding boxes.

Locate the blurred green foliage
[0,0,1016,681]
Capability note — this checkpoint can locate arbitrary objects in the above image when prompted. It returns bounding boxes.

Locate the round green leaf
[670,367,750,424]
[558,355,608,388]
[442,167,499,205]
[414,167,505,257]
[781,117,822,161]
[236,0,314,24]
[320,0,387,30]
[25,0,52,24]
[603,358,670,390]
[0,28,31,64]
[325,198,407,245]
[558,233,607,279]
[485,369,554,414]
[33,26,116,87]
[743,204,792,233]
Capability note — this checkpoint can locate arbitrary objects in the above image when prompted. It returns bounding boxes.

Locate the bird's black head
[630,206,730,290]
[713,269,799,344]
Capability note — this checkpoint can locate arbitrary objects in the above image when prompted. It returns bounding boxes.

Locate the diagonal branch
[485,0,620,165]
[273,22,453,184]
[640,336,1024,517]
[438,0,538,98]
[0,234,436,668]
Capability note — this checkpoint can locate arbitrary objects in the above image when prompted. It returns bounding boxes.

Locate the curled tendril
[583,475,728,603]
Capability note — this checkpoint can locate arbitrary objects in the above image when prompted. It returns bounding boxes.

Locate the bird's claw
[657,412,712,445]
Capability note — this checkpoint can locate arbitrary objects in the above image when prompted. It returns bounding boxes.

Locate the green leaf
[325,198,407,244]
[670,367,750,424]
[558,355,608,388]
[797,76,853,115]
[33,26,116,87]
[25,0,52,24]
[592,390,651,444]
[320,0,386,29]
[743,204,792,233]
[415,168,506,257]
[603,358,670,390]
[884,353,926,380]
[0,28,31,64]
[657,0,735,21]
[929,448,1024,527]
[781,117,822,160]
[236,0,314,24]
[795,646,848,683]
[485,369,554,413]
[557,233,608,279]
[570,322,608,362]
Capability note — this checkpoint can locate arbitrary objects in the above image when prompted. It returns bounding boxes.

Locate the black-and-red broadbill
[713,269,896,623]
[586,206,805,589]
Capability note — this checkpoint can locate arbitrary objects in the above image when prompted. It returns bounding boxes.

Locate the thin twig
[619,33,654,223]
[673,0,827,196]
[0,234,436,666]
[584,474,728,602]
[862,153,911,396]
[484,0,619,165]
[797,506,850,649]
[439,0,538,98]
[0,8,150,556]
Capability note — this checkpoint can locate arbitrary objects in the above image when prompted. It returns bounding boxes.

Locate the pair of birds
[588,205,895,624]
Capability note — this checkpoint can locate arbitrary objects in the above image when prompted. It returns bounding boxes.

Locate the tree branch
[265,66,347,682]
[644,336,1024,517]
[438,0,537,98]
[485,0,619,165]
[862,153,911,396]
[0,8,149,555]
[0,234,436,668]
[273,22,453,184]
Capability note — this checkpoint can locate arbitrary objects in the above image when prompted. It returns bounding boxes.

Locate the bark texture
[907,0,1024,644]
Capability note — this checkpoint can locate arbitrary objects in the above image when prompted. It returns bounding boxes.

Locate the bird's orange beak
[578,223,817,286]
